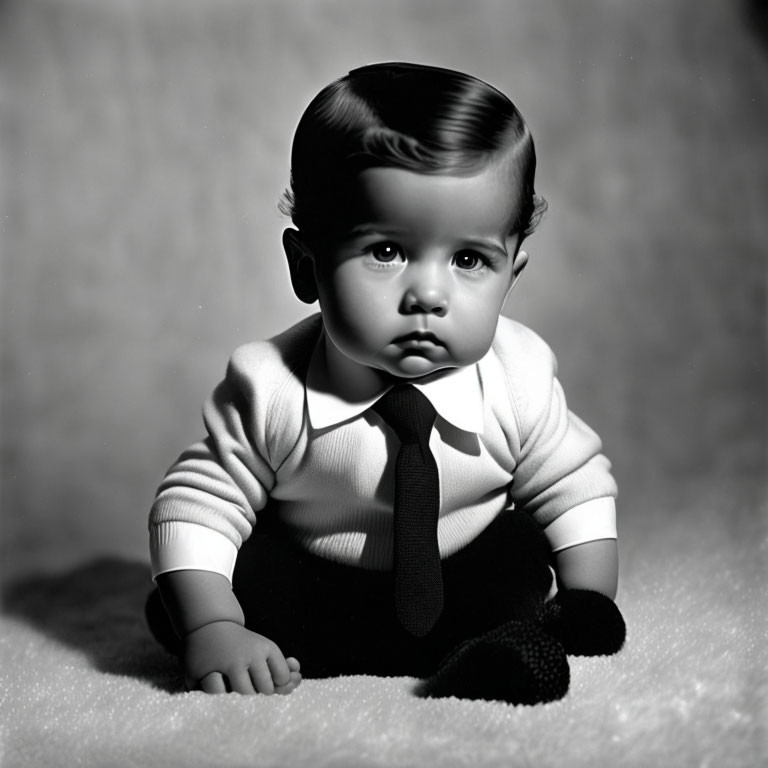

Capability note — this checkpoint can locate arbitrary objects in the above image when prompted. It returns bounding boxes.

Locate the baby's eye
[370,242,405,263]
[454,251,486,271]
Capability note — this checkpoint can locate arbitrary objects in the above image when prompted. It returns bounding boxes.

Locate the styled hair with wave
[280,62,547,246]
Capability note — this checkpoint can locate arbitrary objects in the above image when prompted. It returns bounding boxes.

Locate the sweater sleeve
[500,323,618,530]
[148,344,294,577]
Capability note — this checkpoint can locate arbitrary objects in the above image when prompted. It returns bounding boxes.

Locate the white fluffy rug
[1,476,765,768]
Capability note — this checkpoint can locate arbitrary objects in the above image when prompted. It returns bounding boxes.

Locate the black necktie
[373,385,444,637]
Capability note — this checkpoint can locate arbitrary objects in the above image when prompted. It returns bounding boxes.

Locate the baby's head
[282,62,545,248]
[281,62,547,381]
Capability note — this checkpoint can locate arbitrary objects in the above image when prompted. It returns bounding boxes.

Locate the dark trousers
[146,509,554,679]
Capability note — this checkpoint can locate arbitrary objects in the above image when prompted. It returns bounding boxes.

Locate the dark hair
[280,62,546,246]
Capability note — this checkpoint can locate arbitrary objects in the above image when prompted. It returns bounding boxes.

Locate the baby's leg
[436,508,555,642]
[419,510,569,704]
[417,620,569,704]
[145,527,428,679]
[231,523,432,679]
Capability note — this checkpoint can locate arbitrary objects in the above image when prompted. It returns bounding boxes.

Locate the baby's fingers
[267,653,292,688]
[275,670,302,695]
[273,655,301,695]
[198,671,227,694]
[227,668,257,695]
[248,660,276,695]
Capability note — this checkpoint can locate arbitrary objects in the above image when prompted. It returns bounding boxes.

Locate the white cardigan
[149,314,617,581]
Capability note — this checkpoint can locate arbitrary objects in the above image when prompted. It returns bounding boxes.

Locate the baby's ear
[512,249,529,278]
[506,249,529,294]
[283,229,319,304]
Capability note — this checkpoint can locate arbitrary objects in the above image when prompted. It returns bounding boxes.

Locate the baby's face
[311,159,527,381]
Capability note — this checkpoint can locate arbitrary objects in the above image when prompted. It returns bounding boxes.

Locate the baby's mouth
[393,331,445,348]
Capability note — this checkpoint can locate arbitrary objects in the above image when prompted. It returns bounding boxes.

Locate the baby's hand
[182,621,302,695]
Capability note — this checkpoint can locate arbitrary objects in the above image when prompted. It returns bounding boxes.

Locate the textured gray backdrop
[1,0,766,577]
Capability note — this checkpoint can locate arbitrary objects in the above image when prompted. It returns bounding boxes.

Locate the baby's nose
[402,286,448,316]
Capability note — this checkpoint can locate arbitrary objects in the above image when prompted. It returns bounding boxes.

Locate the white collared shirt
[150,314,617,581]
[306,340,485,433]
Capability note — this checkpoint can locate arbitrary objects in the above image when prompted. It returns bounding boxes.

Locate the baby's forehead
[340,162,524,240]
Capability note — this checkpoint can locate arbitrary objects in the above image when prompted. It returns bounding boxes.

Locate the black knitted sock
[542,589,626,656]
[417,620,569,705]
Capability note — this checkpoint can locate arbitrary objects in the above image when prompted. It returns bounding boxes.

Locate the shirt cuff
[150,521,238,583]
[543,497,617,553]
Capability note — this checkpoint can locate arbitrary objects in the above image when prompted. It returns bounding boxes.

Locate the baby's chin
[382,354,458,380]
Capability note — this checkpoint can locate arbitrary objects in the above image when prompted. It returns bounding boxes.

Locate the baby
[145,62,625,704]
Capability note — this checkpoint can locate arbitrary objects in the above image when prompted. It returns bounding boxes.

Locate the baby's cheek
[452,320,497,365]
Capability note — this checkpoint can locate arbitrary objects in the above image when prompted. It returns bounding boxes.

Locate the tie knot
[372,385,436,445]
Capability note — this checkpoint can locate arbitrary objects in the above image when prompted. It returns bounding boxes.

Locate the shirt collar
[306,329,485,433]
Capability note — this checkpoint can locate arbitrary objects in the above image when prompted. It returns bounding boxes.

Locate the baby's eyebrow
[347,223,407,238]
[464,237,508,259]
[343,225,510,259]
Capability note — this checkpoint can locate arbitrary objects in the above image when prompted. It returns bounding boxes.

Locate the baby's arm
[150,343,312,694]
[554,539,618,599]
[156,569,301,695]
